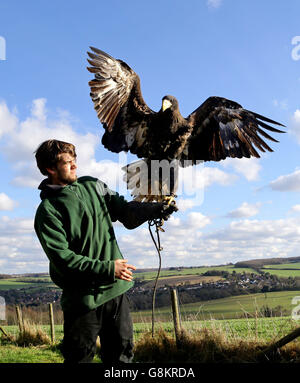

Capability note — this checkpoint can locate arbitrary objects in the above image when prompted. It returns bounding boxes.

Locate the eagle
[87,47,285,202]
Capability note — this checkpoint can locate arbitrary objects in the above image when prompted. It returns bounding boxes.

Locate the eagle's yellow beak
[162,99,172,112]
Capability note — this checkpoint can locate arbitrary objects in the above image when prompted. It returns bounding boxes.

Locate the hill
[235,256,300,269]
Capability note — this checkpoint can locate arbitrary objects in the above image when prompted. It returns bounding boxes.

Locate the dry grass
[2,316,300,363]
[133,327,300,363]
[3,320,52,347]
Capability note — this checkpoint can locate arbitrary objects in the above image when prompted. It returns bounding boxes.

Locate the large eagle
[87,47,284,202]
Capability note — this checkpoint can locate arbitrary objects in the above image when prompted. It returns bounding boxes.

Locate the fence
[0,303,57,344]
[1,291,300,360]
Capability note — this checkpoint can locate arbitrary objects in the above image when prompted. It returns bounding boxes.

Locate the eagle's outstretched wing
[87,47,155,156]
[181,96,285,164]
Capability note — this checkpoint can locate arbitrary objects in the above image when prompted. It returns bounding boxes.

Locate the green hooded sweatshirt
[34,176,162,313]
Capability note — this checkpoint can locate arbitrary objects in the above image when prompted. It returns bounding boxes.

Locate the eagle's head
[161,95,179,113]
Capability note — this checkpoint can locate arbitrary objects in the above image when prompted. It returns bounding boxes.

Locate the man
[34,139,177,363]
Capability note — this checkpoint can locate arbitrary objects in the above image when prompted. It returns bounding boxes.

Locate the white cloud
[0,216,48,274]
[269,169,300,192]
[114,212,300,270]
[222,157,262,181]
[290,204,300,213]
[207,0,222,9]
[0,100,18,139]
[226,202,261,218]
[187,212,211,228]
[0,98,125,190]
[199,166,236,187]
[0,193,17,211]
[178,164,236,194]
[1,206,300,273]
[176,198,197,212]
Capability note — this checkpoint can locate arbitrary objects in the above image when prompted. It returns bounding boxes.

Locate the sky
[0,0,300,274]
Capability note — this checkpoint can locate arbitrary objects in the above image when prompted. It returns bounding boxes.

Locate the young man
[34,139,177,363]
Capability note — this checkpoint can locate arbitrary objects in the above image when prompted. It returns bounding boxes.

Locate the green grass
[263,262,300,270]
[2,290,300,363]
[0,281,36,290]
[0,279,55,291]
[133,317,300,341]
[0,344,64,363]
[261,269,300,278]
[131,290,300,322]
[180,291,300,319]
[1,316,300,363]
[0,325,64,340]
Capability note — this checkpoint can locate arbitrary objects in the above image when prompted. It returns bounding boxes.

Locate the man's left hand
[114,259,136,282]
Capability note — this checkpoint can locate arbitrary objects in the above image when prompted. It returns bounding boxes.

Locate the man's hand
[159,201,178,221]
[114,259,136,282]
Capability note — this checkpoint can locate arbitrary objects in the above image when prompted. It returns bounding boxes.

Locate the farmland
[1,257,300,317]
[135,265,260,281]
[130,290,300,322]
[262,262,300,270]
[0,276,53,291]
[1,278,300,363]
[1,259,300,292]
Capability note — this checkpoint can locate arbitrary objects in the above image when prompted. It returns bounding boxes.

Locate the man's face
[48,152,77,186]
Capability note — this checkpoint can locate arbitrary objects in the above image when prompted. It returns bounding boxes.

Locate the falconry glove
[158,201,178,221]
[117,200,178,229]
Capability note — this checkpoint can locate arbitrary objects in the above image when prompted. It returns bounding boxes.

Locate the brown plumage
[87,47,285,202]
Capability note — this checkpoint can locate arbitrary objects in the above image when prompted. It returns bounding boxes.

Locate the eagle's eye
[162,99,172,112]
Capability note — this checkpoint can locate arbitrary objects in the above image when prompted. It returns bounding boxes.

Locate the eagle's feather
[87,47,285,201]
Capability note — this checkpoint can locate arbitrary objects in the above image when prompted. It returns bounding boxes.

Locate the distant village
[1,268,300,313]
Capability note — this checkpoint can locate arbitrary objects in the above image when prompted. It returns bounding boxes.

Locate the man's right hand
[114,259,136,282]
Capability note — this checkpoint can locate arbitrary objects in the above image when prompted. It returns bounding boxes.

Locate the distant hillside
[235,256,300,269]
[0,273,49,279]
[1,256,300,278]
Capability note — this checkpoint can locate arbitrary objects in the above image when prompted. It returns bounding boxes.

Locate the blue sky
[0,0,300,273]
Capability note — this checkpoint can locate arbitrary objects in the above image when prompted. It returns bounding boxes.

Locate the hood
[38,178,78,200]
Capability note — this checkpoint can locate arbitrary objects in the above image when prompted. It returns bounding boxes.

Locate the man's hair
[34,139,77,176]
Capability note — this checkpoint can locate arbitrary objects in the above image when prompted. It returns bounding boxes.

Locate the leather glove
[158,201,178,221]
[119,199,179,229]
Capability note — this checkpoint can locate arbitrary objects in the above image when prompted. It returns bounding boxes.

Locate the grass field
[0,261,299,292]
[135,265,260,281]
[0,279,54,291]
[1,290,300,363]
[131,290,300,322]
[261,269,300,278]
[142,275,223,288]
[1,315,300,363]
[263,262,300,270]
[1,262,300,362]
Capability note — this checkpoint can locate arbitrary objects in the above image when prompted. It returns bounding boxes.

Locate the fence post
[49,303,55,344]
[15,305,23,333]
[170,288,182,346]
